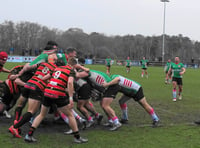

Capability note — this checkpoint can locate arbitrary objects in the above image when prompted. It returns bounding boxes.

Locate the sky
[0,0,200,41]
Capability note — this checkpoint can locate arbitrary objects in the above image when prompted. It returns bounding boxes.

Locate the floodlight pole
[161,0,169,63]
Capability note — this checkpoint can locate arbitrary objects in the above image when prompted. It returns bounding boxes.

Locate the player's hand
[9,74,19,80]
[180,72,184,75]
[85,68,90,72]
[68,99,74,109]
[102,82,108,87]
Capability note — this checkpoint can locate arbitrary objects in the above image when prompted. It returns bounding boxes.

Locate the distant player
[125,56,131,73]
[105,56,112,75]
[164,59,172,84]
[168,56,186,102]
[140,56,148,78]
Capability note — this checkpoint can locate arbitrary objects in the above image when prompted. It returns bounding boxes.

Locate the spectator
[9,47,14,55]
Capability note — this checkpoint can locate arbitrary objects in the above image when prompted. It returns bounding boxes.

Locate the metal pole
[162,2,166,63]
[161,0,169,63]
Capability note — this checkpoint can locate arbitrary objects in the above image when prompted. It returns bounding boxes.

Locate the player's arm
[42,73,51,81]
[74,64,89,72]
[67,76,74,109]
[14,78,26,86]
[76,71,89,78]
[2,67,10,73]
[15,63,37,79]
[180,67,186,75]
[102,77,120,88]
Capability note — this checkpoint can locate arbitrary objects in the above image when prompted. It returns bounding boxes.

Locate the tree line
[0,20,200,63]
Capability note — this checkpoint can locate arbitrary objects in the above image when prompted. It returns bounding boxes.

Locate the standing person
[105,56,112,75]
[0,65,24,118]
[168,56,186,102]
[102,74,159,127]
[125,56,131,73]
[24,58,88,144]
[164,59,172,84]
[140,56,149,78]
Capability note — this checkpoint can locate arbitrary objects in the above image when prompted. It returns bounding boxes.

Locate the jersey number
[54,71,61,79]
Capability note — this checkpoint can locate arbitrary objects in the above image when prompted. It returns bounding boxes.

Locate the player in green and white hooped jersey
[168,57,186,102]
[103,74,159,127]
[140,56,149,78]
[105,56,112,75]
[76,69,122,130]
[164,59,172,84]
[125,56,131,73]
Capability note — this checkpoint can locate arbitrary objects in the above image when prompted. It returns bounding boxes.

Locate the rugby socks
[85,102,96,115]
[120,103,128,120]
[54,111,60,120]
[173,89,176,99]
[149,108,159,121]
[89,102,93,108]
[73,131,80,139]
[141,72,144,77]
[28,126,36,136]
[14,112,33,128]
[95,113,99,118]
[88,116,93,122]
[112,116,120,125]
[15,106,23,120]
[60,112,69,124]
[72,109,84,123]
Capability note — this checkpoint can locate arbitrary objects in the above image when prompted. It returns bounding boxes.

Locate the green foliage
[1,63,200,148]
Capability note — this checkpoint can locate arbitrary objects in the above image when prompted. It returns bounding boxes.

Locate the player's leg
[59,105,88,143]
[138,97,159,127]
[118,95,131,123]
[101,97,121,131]
[145,69,148,78]
[141,69,144,77]
[13,98,40,129]
[25,104,49,142]
[172,78,177,101]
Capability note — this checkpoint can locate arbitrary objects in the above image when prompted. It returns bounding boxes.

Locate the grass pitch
[0,63,200,148]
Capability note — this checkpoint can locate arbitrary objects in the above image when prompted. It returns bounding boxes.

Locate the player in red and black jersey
[0,65,24,118]
[9,61,62,138]
[12,63,37,121]
[24,57,88,143]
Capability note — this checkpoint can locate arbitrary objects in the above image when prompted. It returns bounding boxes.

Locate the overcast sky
[0,0,199,41]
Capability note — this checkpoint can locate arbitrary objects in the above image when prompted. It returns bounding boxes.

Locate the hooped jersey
[27,62,57,91]
[7,65,24,94]
[45,65,75,97]
[110,75,141,94]
[86,70,111,92]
